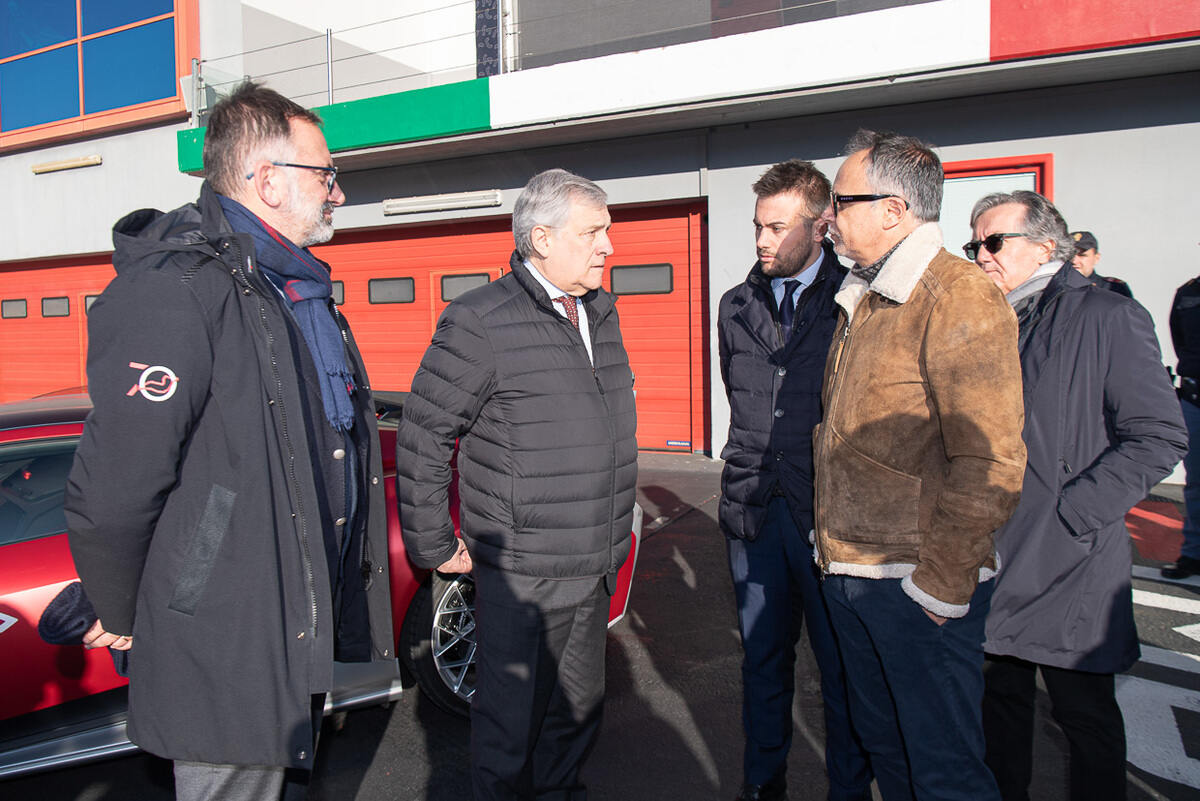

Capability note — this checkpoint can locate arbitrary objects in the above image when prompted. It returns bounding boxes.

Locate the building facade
[2,0,1198,459]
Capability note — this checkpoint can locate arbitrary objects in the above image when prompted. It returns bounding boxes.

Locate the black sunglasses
[962,233,1023,261]
[830,193,909,215]
[246,161,339,193]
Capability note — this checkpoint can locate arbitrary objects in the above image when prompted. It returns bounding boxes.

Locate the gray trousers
[174,695,323,800]
[174,762,286,801]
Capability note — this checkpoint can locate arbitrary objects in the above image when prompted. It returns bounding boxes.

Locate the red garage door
[313,202,708,452]
[0,256,114,403]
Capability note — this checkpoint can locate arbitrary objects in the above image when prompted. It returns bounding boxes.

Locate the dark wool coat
[718,241,846,538]
[395,251,637,578]
[1170,276,1200,380]
[985,265,1187,673]
[65,183,394,768]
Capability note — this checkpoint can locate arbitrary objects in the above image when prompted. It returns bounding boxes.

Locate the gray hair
[969,190,1074,263]
[203,81,321,197]
[843,129,943,223]
[513,169,608,258]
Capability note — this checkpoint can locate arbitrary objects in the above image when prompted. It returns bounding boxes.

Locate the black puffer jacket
[396,252,637,578]
[985,265,1186,672]
[65,183,393,768]
[718,242,846,538]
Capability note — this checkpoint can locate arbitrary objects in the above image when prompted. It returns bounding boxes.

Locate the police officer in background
[1164,270,1200,579]
[1070,231,1132,298]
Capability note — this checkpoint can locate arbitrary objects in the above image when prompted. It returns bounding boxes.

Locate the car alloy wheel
[401,571,476,716]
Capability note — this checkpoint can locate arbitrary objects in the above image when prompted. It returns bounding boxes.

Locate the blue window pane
[0,45,79,131]
[82,0,173,36]
[0,0,77,59]
[82,19,176,114]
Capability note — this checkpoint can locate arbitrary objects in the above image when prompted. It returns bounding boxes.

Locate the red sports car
[0,394,641,778]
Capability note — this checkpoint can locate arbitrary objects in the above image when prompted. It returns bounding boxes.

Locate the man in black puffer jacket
[718,160,869,801]
[396,169,637,801]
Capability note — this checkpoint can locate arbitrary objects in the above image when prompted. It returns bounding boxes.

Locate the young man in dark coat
[64,83,393,800]
[717,160,870,801]
[968,190,1186,801]
[395,169,637,801]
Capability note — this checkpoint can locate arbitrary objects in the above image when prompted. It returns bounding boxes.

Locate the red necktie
[554,296,580,330]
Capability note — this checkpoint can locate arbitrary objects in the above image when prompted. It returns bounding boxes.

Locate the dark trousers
[823,575,999,801]
[727,497,871,799]
[1181,397,1200,559]
[982,655,1126,801]
[470,566,609,801]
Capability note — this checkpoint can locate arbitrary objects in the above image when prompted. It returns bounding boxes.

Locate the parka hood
[111,182,235,275]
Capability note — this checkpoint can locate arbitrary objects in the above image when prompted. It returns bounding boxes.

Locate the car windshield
[0,439,76,547]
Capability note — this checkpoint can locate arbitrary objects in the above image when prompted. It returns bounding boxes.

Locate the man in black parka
[968,190,1185,801]
[64,83,393,800]
[396,169,637,801]
[718,160,869,801]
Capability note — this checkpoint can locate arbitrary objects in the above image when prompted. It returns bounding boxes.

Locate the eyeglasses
[962,233,1024,261]
[246,161,339,193]
[830,193,909,215]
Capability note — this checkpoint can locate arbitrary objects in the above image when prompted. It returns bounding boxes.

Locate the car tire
[400,571,476,717]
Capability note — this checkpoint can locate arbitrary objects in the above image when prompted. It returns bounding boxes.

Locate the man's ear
[1037,239,1057,264]
[530,223,553,259]
[813,219,829,240]
[246,162,287,210]
[876,196,908,233]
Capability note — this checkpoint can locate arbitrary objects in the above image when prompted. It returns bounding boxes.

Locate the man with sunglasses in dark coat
[968,190,1185,801]
[718,160,869,801]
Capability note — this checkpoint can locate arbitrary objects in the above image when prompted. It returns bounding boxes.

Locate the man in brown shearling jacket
[813,130,1026,801]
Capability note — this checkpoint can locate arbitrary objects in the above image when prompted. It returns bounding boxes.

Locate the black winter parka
[718,242,847,539]
[985,265,1186,673]
[396,251,637,578]
[64,183,394,768]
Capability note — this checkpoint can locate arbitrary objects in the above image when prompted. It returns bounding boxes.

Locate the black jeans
[982,654,1126,801]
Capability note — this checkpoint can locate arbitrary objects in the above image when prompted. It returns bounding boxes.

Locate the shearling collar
[834,222,944,321]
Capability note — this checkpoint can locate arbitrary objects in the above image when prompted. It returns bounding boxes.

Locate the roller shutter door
[312,202,708,452]
[0,256,114,402]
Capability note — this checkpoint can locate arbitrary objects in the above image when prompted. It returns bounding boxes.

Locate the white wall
[2,124,201,262]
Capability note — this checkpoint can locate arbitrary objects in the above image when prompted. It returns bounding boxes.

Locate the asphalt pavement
[5,452,1200,800]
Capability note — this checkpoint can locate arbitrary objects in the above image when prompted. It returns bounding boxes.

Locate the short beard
[761,252,802,278]
[287,180,335,247]
[297,204,335,247]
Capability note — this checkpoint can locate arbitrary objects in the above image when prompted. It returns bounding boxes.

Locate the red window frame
[942,153,1054,201]
[0,0,199,153]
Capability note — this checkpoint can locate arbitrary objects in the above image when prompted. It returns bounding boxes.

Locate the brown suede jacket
[813,223,1026,618]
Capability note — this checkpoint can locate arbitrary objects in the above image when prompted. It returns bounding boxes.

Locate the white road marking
[1176,623,1200,644]
[1133,565,1200,589]
[1117,674,1200,788]
[1133,588,1200,616]
[1141,645,1200,674]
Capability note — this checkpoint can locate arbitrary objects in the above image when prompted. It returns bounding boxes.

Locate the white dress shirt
[523,260,594,366]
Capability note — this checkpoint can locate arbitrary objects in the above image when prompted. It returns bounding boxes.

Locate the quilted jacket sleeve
[395,301,498,569]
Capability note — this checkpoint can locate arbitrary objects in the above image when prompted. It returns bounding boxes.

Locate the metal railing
[186,0,893,126]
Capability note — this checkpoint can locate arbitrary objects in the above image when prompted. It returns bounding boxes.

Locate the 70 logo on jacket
[126,361,179,402]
